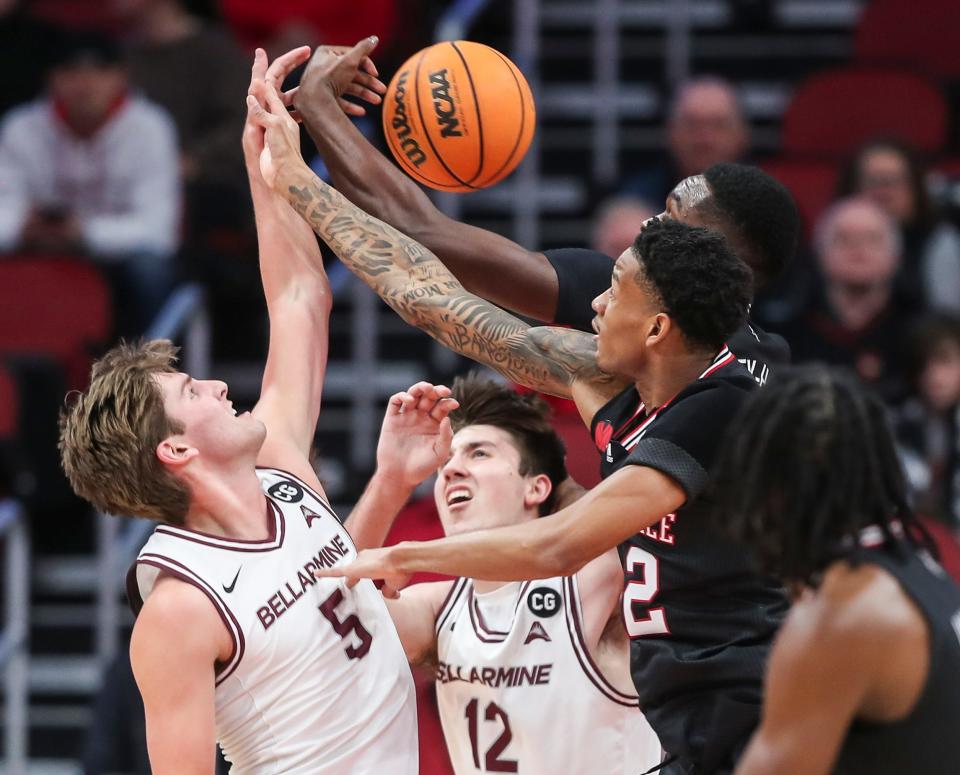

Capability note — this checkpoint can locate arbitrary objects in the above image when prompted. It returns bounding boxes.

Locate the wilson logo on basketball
[390,70,427,168]
[382,40,535,192]
[429,68,463,137]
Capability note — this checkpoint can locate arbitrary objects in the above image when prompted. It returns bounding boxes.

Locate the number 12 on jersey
[465,699,517,772]
[623,546,670,637]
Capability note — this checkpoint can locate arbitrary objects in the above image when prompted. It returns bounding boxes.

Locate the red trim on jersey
[435,577,469,633]
[137,553,246,686]
[619,347,735,451]
[256,466,353,553]
[698,347,736,380]
[155,499,284,552]
[563,576,640,708]
[255,465,333,511]
[467,581,532,644]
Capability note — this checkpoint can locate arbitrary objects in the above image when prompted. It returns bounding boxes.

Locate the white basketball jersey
[129,467,418,775]
[435,575,661,775]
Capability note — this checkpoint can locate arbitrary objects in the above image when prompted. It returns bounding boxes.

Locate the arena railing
[95,283,210,668]
[0,497,29,772]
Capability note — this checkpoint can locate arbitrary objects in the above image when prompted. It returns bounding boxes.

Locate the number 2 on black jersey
[623,546,670,637]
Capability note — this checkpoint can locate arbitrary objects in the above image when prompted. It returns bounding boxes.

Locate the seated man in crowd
[0,28,180,335]
[780,197,915,402]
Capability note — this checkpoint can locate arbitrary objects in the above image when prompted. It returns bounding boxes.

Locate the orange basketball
[382,41,536,192]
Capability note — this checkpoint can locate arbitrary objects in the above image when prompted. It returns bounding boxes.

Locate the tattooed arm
[247,82,627,414]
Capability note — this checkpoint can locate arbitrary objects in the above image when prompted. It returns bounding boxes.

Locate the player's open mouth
[446,488,473,507]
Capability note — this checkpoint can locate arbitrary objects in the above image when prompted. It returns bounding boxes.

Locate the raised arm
[291,38,560,322]
[244,48,333,479]
[345,381,458,550]
[248,81,625,415]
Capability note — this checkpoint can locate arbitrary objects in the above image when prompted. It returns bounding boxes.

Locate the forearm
[300,100,437,243]
[344,470,415,551]
[276,161,606,397]
[388,465,685,581]
[248,163,329,305]
[300,102,558,320]
[390,513,577,582]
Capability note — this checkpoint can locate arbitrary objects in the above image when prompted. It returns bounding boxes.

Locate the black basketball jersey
[545,247,789,385]
[833,537,960,775]
[591,348,789,771]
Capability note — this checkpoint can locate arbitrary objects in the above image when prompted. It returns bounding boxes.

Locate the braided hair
[713,366,933,586]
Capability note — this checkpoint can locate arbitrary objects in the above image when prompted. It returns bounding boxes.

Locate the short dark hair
[50,28,123,70]
[712,366,934,586]
[904,313,960,389]
[699,163,800,289]
[836,136,933,231]
[632,218,752,353]
[450,374,567,515]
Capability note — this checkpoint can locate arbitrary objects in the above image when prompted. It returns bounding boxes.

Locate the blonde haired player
[350,375,661,774]
[58,48,417,774]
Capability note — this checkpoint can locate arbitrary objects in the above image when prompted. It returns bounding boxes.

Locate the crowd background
[1,0,960,772]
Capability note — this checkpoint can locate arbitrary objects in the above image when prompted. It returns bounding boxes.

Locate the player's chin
[594,346,614,375]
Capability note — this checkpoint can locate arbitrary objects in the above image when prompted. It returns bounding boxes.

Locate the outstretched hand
[376,382,459,490]
[246,78,306,190]
[315,547,411,599]
[295,36,387,118]
[242,46,312,168]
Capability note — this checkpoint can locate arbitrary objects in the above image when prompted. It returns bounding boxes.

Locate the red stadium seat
[760,158,838,237]
[0,257,112,389]
[855,0,960,80]
[933,157,960,181]
[0,364,18,440]
[782,68,947,158]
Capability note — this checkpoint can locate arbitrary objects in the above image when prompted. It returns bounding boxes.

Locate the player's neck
[634,350,716,411]
[181,464,271,540]
[472,579,513,595]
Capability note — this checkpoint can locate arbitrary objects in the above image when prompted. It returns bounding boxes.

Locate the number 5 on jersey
[319,588,372,659]
[623,546,670,637]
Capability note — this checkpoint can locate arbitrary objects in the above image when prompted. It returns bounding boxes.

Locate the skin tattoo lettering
[284,177,622,399]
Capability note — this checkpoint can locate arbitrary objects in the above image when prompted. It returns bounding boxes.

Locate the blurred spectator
[0,0,59,116]
[0,29,181,335]
[219,0,398,56]
[115,0,250,243]
[621,76,750,205]
[590,195,656,259]
[896,314,960,529]
[837,137,960,314]
[779,197,915,401]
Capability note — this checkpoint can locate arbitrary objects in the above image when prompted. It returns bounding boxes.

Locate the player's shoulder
[730,319,791,366]
[778,563,912,669]
[136,573,222,633]
[817,559,925,641]
[671,356,758,413]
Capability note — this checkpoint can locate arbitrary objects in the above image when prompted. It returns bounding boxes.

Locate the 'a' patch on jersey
[524,621,551,645]
[301,505,323,528]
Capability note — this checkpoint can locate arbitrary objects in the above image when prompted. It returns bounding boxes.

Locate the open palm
[376,382,459,489]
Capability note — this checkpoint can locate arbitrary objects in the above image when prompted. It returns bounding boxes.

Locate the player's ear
[524,473,553,512]
[646,312,671,346]
[156,436,199,468]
